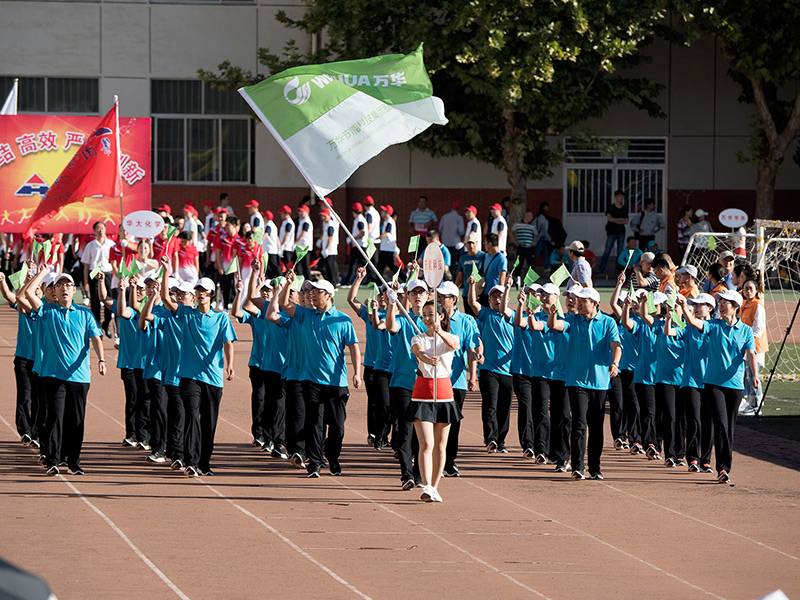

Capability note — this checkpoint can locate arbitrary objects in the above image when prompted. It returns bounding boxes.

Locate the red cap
[489,203,502,211]
[156,204,172,214]
[465,205,478,214]
[363,195,375,205]
[452,201,461,209]
[298,204,310,213]
[215,207,229,214]
[380,204,394,215]
[202,201,215,208]
[184,201,196,207]
[319,208,331,216]
[352,202,363,212]
[322,197,332,206]
[184,206,198,216]
[279,205,292,214]
[264,210,274,220]
[245,199,259,208]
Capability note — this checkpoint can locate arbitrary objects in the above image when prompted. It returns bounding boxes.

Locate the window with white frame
[563,137,667,214]
[151,80,253,184]
[0,76,99,114]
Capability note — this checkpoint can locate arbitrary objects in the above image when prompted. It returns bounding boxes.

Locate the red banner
[0,114,150,234]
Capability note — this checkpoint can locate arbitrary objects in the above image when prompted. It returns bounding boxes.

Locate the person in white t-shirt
[439,202,465,260]
[294,204,314,279]
[568,240,593,288]
[319,207,340,286]
[488,203,508,255]
[182,204,200,247]
[81,220,115,332]
[377,204,397,279]
[278,205,295,265]
[261,210,281,278]
[363,195,382,280]
[344,202,368,286]
[246,200,264,230]
[464,205,483,252]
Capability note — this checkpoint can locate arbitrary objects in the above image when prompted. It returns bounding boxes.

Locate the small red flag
[24,100,123,238]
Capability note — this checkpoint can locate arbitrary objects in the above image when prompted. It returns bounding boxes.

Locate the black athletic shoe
[401,479,415,490]
[329,462,342,476]
[199,468,214,476]
[522,448,534,459]
[486,440,498,453]
[717,470,731,484]
[701,463,714,473]
[67,465,85,475]
[443,465,460,477]
[46,465,59,476]
[184,466,200,478]
[271,444,289,460]
[289,453,307,469]
[572,470,585,480]
[170,459,184,470]
[307,469,321,478]
[20,434,32,446]
[688,461,700,473]
[590,471,604,480]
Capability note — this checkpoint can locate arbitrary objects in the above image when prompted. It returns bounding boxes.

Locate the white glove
[386,289,398,305]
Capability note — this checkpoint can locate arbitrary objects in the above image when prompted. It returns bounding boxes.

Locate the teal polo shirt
[630,318,657,385]
[654,317,685,386]
[458,251,485,296]
[175,304,237,388]
[359,305,381,368]
[36,301,102,384]
[678,325,708,389]
[14,306,35,361]
[561,311,620,390]
[261,309,287,375]
[293,304,358,388]
[142,305,164,381]
[511,319,535,377]
[278,311,306,382]
[483,252,508,291]
[702,318,755,390]
[619,317,640,371]
[529,311,565,380]
[448,310,480,390]
[239,310,268,370]
[371,309,393,372]
[476,308,514,376]
[389,312,425,391]
[113,299,145,371]
[152,304,182,387]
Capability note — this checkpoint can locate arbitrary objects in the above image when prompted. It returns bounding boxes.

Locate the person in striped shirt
[511,210,536,287]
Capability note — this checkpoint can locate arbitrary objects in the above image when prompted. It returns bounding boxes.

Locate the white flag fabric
[239,44,447,198]
[1,79,18,115]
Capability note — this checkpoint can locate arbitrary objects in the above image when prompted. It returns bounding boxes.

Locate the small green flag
[42,240,52,263]
[555,300,564,317]
[155,265,165,280]
[628,278,635,299]
[707,235,717,250]
[89,263,102,281]
[391,267,401,285]
[550,264,570,287]
[524,268,539,287]
[408,268,418,283]
[274,276,285,287]
[225,256,239,276]
[365,238,377,260]
[32,239,42,258]
[367,282,377,315]
[291,274,305,292]
[166,225,180,241]
[118,261,130,279]
[512,256,520,273]
[408,235,419,253]
[672,309,686,329]
[646,290,656,313]
[295,245,309,262]
[141,295,149,306]
[128,260,140,276]
[252,226,264,245]
[526,294,543,312]
[667,285,678,308]
[471,262,483,282]
[8,263,28,289]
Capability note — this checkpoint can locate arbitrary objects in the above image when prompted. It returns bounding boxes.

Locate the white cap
[652,291,668,305]
[260,279,272,290]
[43,272,58,287]
[572,287,600,303]
[406,280,429,293]
[310,279,335,295]
[194,277,215,293]
[300,280,314,292]
[540,283,560,296]
[719,250,735,260]
[635,288,649,297]
[563,284,582,297]
[465,232,479,245]
[436,281,460,297]
[167,277,180,290]
[144,273,158,283]
[688,292,715,308]
[695,209,708,217]
[675,265,698,278]
[715,289,743,307]
[641,252,655,263]
[617,290,628,304]
[135,278,147,289]
[55,273,74,286]
[569,240,585,253]
[525,283,542,293]
[178,281,196,294]
[488,284,505,296]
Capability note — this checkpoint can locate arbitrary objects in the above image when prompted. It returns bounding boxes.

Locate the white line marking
[600,482,799,561]
[88,400,125,429]
[0,414,191,600]
[198,480,374,600]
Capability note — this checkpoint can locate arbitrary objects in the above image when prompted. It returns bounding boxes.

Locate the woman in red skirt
[410,301,462,503]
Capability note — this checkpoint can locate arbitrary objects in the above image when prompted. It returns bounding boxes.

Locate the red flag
[23,100,123,238]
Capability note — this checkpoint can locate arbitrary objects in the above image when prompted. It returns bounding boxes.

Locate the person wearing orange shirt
[675,265,699,299]
[706,263,728,297]
[651,255,675,294]
[738,278,768,415]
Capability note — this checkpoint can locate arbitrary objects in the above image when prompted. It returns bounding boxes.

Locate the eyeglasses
[55,282,74,288]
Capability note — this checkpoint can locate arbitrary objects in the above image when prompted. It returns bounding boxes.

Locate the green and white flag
[239,44,447,199]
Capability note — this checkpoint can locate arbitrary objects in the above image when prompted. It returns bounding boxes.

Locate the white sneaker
[420,485,434,502]
[431,489,443,502]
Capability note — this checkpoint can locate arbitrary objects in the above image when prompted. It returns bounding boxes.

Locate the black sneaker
[688,461,700,472]
[367,433,376,446]
[590,471,604,480]
[147,452,167,463]
[701,463,714,473]
[46,465,59,476]
[677,458,687,467]
[329,462,342,476]
[486,440,498,453]
[38,455,47,466]
[138,441,151,452]
[401,479,415,490]
[67,465,85,475]
[307,469,321,478]
[271,444,289,460]
[665,458,676,468]
[555,463,570,473]
[262,441,275,454]
[252,437,265,448]
[522,448,534,459]
[497,443,509,454]
[289,453,307,469]
[535,453,547,464]
[717,470,731,484]
[614,438,625,450]
[443,465,460,477]
[622,442,631,450]
[122,438,137,447]
[630,443,645,455]
[185,466,200,478]
[199,468,214,476]
[170,459,184,470]
[20,434,32,446]
[31,438,41,449]
[572,470,585,480]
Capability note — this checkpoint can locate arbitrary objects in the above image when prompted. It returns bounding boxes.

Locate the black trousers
[636,382,658,449]
[120,368,149,443]
[284,379,305,457]
[264,253,281,278]
[511,246,535,281]
[390,386,420,483]
[372,369,393,445]
[179,378,223,470]
[513,374,534,450]
[249,366,266,442]
[33,369,47,442]
[219,272,235,308]
[705,384,743,474]
[445,388,467,471]
[88,275,111,329]
[303,382,349,472]
[682,386,713,465]
[376,251,395,281]
[608,374,624,442]
[295,251,311,280]
[263,370,285,447]
[364,366,378,439]
[568,386,607,474]
[548,379,570,465]
[319,255,339,286]
[620,370,640,445]
[13,356,36,438]
[344,248,367,285]
[165,384,184,461]
[656,383,685,460]
[146,378,168,455]
[530,376,552,455]
[41,377,89,469]
[478,370,513,446]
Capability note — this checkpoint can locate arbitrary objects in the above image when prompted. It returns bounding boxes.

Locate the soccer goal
[682,220,800,387]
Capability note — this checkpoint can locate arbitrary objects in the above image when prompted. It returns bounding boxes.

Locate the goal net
[681,219,800,381]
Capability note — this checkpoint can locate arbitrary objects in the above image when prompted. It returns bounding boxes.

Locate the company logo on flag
[15,173,49,196]
[239,44,447,199]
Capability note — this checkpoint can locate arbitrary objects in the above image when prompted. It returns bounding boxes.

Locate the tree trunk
[755,163,777,220]
[501,108,527,227]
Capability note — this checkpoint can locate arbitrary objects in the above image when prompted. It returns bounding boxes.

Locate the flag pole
[320,196,422,335]
[114,95,124,227]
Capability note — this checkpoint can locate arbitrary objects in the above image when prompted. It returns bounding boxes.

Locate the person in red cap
[343,202,368,286]
[246,200,264,230]
[464,205,482,252]
[488,202,508,255]
[182,204,201,247]
[262,210,281,278]
[376,205,397,278]
[200,201,216,276]
[408,196,438,254]
[277,205,295,267]
[155,205,174,226]
[215,216,242,310]
[363,196,381,281]
[318,208,340,286]
[439,202,465,260]
[294,204,313,280]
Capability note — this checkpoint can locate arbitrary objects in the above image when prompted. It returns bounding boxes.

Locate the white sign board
[122,210,165,239]
[422,243,445,290]
[719,208,748,228]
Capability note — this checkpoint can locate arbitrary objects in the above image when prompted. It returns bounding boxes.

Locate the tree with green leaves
[674,1,800,219]
[200,1,667,224]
